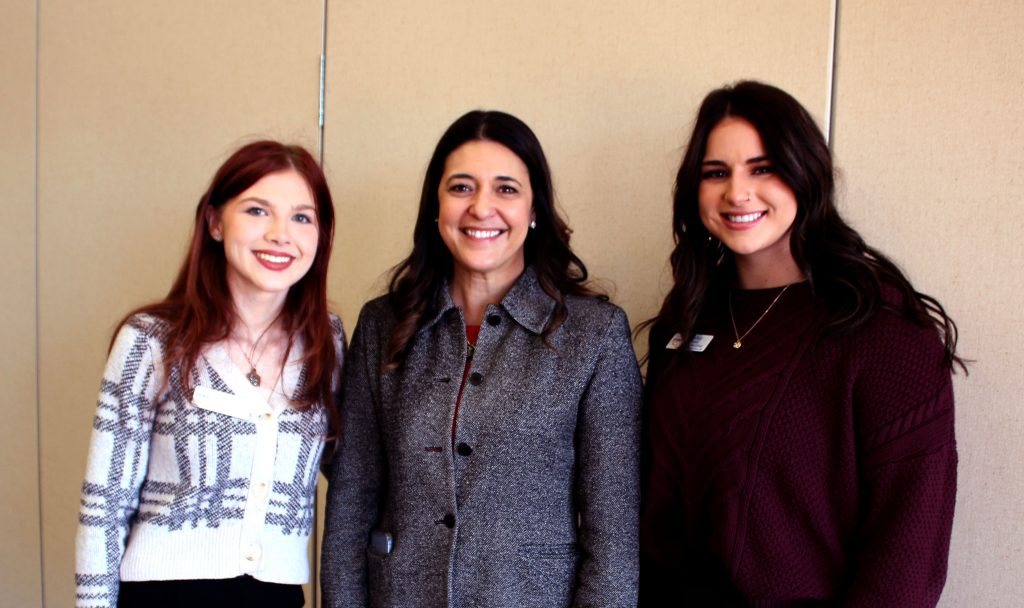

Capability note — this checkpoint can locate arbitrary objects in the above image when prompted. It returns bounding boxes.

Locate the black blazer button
[468,372,483,386]
[456,442,473,456]
[443,513,456,528]
[486,314,501,326]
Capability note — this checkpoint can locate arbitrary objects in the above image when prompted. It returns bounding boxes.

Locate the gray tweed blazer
[321,267,642,608]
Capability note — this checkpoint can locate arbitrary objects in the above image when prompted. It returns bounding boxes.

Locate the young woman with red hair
[75,141,343,608]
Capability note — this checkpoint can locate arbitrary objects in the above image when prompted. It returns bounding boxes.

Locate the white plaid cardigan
[75,313,344,608]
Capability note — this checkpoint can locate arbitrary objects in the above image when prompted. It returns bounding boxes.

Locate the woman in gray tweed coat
[321,110,642,607]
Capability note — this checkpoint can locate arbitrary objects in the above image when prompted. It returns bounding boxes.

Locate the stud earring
[529,220,537,229]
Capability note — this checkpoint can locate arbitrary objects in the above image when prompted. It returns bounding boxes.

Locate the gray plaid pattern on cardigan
[76,314,338,607]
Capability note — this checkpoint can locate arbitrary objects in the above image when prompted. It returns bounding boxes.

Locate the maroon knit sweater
[640,283,956,607]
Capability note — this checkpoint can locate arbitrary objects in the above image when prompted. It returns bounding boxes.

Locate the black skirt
[118,575,304,608]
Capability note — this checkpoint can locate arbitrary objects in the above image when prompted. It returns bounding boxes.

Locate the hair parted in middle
[384,109,602,371]
[649,80,961,370]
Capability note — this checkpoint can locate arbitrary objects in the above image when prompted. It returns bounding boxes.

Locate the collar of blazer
[419,265,556,336]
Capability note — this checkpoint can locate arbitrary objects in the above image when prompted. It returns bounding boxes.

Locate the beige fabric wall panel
[323,0,834,333]
[0,0,42,605]
[833,1,1024,605]
[37,1,324,603]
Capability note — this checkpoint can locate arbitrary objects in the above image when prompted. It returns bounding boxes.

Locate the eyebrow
[701,155,770,166]
[238,197,315,212]
[445,173,523,186]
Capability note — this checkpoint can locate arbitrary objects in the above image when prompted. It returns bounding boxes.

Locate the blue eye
[245,207,268,216]
[293,213,314,224]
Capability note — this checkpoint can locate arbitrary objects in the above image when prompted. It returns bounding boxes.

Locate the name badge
[665,333,685,350]
[191,385,252,420]
[688,334,713,352]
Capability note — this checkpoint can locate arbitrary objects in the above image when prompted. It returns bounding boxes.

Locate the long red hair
[114,140,339,432]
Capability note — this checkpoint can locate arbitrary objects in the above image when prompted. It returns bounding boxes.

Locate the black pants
[119,575,304,607]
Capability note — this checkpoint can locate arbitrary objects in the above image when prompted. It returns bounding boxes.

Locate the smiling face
[209,169,319,304]
[698,117,803,286]
[438,139,534,290]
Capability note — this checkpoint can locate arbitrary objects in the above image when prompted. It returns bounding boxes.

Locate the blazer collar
[420,266,556,336]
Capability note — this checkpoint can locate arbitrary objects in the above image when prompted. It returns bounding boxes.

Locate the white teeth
[727,212,766,223]
[464,229,502,239]
[256,252,292,263]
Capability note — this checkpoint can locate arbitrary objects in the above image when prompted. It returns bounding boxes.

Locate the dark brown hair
[649,81,963,371]
[384,110,603,371]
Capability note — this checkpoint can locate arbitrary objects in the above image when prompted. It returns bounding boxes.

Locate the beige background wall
[4,0,1021,605]
[1,0,42,606]
[832,1,1024,601]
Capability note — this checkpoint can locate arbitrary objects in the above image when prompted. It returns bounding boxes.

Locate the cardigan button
[442,513,456,528]
[486,314,501,326]
[243,543,262,561]
[468,372,483,386]
[456,442,473,456]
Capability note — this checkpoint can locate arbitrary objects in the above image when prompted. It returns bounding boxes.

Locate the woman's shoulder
[355,294,394,325]
[854,285,946,355]
[105,313,170,371]
[825,291,950,393]
[563,294,630,335]
[822,288,955,456]
[345,295,399,349]
[115,312,171,345]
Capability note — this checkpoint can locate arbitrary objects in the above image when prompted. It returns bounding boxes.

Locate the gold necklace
[728,284,792,349]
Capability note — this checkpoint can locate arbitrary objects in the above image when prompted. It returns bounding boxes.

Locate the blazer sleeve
[321,306,387,608]
[75,318,162,608]
[845,321,957,608]
[573,307,643,607]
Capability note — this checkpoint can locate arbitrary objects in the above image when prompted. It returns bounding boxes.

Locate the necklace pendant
[733,340,742,349]
[246,368,261,387]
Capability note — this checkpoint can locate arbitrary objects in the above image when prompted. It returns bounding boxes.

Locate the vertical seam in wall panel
[317,0,329,166]
[313,1,329,603]
[35,0,46,604]
[826,0,840,149]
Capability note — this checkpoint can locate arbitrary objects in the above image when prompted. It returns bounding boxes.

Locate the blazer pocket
[517,543,579,607]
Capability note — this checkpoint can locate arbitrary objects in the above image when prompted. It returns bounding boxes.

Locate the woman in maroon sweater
[640,81,964,606]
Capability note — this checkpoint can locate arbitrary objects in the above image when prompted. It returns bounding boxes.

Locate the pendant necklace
[728,283,792,349]
[233,321,276,387]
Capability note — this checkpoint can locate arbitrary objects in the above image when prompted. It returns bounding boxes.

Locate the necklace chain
[728,284,792,349]
[232,320,277,387]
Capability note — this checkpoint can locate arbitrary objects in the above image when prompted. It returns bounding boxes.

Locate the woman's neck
[231,291,287,342]
[449,268,520,325]
[734,253,806,289]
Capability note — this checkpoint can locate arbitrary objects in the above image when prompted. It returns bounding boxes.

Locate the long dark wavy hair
[114,140,340,427]
[384,110,602,371]
[649,81,963,371]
